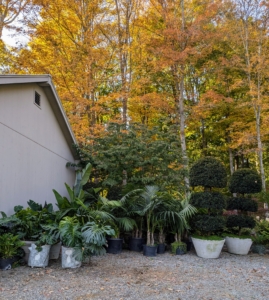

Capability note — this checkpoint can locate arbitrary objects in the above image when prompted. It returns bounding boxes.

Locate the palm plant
[134,186,197,247]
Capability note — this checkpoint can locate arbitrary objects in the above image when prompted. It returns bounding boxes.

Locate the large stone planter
[21,240,35,263]
[22,241,61,262]
[192,237,225,259]
[225,236,252,255]
[61,246,82,268]
[28,244,51,268]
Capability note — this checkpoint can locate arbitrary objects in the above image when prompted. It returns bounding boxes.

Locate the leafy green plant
[0,233,25,259]
[253,219,269,245]
[74,123,186,193]
[171,241,187,254]
[43,216,115,260]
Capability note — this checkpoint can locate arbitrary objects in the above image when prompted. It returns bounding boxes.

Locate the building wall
[0,83,76,215]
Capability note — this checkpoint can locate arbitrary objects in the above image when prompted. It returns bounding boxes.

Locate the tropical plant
[0,233,25,259]
[53,163,93,220]
[43,216,115,260]
[130,186,196,246]
[253,219,269,245]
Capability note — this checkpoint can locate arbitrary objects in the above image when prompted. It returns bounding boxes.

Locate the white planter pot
[28,244,51,268]
[21,240,35,263]
[22,241,62,262]
[225,236,252,255]
[61,246,82,268]
[192,237,225,259]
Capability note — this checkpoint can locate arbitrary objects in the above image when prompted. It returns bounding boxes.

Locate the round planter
[192,237,225,259]
[129,237,145,252]
[225,236,252,255]
[21,240,35,263]
[28,244,51,268]
[106,238,123,254]
[143,244,157,257]
[61,246,82,268]
[157,243,166,254]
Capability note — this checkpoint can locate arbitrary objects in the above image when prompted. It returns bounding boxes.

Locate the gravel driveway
[0,249,268,300]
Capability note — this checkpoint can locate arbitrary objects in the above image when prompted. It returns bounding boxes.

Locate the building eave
[0,74,79,160]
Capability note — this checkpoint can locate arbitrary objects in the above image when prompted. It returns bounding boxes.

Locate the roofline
[0,74,79,160]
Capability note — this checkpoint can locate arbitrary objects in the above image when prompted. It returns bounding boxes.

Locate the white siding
[0,83,76,215]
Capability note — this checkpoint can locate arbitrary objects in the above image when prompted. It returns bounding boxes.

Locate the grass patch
[224,233,252,239]
[191,235,224,241]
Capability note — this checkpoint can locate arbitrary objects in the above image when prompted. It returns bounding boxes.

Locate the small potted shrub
[225,168,261,255]
[44,216,115,268]
[0,233,25,270]
[189,157,227,258]
[252,219,269,255]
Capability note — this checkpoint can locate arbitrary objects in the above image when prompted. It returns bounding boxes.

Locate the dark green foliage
[190,192,226,211]
[227,197,258,212]
[189,157,227,236]
[226,215,256,230]
[74,123,185,193]
[189,157,227,189]
[192,215,226,234]
[228,168,262,195]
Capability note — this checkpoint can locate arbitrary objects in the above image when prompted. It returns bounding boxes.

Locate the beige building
[0,75,78,215]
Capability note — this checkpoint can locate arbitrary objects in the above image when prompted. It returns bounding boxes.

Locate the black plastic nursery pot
[176,247,185,255]
[185,241,192,251]
[129,237,145,252]
[143,244,157,257]
[0,258,14,270]
[157,243,166,254]
[106,238,123,254]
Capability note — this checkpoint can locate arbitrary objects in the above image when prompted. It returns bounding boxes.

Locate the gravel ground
[0,249,268,300]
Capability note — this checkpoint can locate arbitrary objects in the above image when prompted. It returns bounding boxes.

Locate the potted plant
[169,194,197,255]
[189,157,227,259]
[225,168,261,255]
[0,201,59,263]
[252,219,269,255]
[135,185,196,257]
[0,233,25,270]
[44,216,115,268]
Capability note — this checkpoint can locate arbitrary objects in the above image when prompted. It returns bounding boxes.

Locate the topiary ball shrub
[190,192,226,211]
[229,168,262,195]
[191,215,226,234]
[226,215,256,230]
[189,157,227,189]
[189,157,227,237]
[226,197,258,212]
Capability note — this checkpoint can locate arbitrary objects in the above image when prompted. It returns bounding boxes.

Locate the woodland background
[1,0,269,195]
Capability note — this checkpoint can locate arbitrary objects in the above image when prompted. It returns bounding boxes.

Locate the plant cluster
[74,123,186,197]
[0,233,25,259]
[253,219,269,245]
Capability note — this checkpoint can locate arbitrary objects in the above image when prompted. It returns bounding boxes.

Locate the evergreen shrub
[226,168,261,235]
[189,157,227,236]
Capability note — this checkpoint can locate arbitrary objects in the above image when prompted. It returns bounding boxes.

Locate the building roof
[0,74,79,159]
